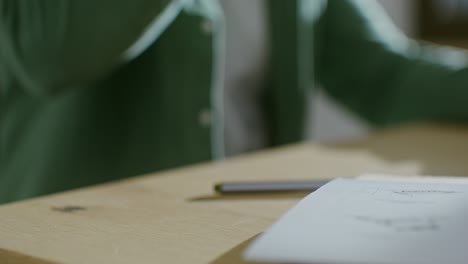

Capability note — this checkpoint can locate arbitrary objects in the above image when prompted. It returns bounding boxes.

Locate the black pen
[214,180,329,194]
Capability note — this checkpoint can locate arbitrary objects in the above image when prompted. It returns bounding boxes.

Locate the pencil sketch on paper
[245,178,468,264]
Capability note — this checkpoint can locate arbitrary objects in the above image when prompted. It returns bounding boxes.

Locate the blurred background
[310,0,468,143]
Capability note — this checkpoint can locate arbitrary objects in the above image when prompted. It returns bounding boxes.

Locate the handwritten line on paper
[391,190,461,196]
[353,215,442,232]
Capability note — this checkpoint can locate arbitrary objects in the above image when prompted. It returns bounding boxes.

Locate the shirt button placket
[200,19,213,34]
[198,108,212,128]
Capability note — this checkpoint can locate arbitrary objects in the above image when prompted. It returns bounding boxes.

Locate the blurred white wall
[309,0,416,143]
[379,0,416,35]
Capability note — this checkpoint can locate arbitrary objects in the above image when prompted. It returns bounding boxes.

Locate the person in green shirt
[1,0,468,204]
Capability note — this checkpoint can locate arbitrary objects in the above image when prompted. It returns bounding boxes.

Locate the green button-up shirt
[1,0,468,204]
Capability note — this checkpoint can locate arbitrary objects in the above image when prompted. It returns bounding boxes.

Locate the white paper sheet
[244,178,468,264]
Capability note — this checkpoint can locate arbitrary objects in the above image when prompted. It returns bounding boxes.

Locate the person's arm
[314,0,468,126]
[0,0,173,95]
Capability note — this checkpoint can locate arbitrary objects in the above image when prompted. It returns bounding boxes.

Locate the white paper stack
[245,176,468,264]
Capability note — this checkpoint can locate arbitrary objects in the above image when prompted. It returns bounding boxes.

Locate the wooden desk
[1,124,468,264]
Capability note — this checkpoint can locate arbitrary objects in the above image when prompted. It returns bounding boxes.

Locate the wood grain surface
[1,123,467,264]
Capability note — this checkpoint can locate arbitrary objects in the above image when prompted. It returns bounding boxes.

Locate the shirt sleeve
[0,0,173,95]
[314,0,468,126]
